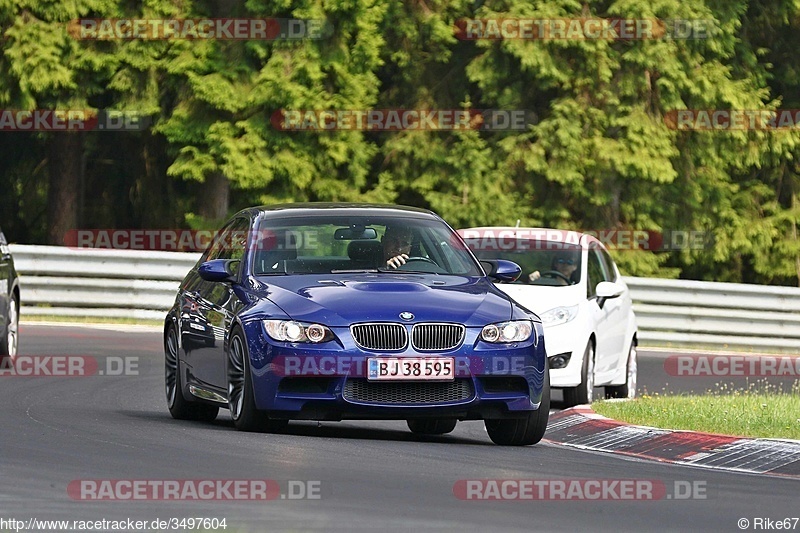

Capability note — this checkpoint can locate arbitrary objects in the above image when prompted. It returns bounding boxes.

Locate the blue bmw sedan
[164,204,549,445]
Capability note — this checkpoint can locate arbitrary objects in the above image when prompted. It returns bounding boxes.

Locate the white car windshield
[470,239,582,286]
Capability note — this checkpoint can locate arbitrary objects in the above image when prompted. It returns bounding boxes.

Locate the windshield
[252,215,482,276]
[469,239,583,286]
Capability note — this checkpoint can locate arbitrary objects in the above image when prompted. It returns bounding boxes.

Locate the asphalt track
[0,324,798,532]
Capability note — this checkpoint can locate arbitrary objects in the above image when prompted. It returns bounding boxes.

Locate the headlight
[481,320,533,343]
[539,305,579,327]
[263,320,334,343]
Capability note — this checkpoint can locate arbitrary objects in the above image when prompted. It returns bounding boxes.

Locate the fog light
[548,352,571,369]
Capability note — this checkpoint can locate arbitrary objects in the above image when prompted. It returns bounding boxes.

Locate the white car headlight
[481,320,533,343]
[539,305,579,327]
[263,320,334,343]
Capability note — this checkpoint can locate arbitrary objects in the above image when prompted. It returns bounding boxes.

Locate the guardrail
[10,245,200,321]
[625,277,800,352]
[9,244,800,352]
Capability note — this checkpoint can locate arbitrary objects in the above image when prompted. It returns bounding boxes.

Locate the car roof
[236,202,439,221]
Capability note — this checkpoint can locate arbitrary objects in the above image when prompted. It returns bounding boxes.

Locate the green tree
[462,0,799,280]
[151,0,391,227]
[0,0,121,243]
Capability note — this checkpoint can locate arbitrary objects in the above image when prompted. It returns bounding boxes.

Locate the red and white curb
[545,407,800,478]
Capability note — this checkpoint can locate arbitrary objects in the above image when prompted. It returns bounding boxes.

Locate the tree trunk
[134,133,172,228]
[793,191,800,288]
[197,171,230,222]
[46,133,83,245]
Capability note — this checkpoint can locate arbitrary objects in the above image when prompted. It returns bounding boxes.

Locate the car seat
[347,240,383,268]
[255,248,298,274]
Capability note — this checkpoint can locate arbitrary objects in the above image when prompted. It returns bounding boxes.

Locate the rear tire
[165,325,219,422]
[485,368,550,446]
[407,418,457,435]
[227,327,288,433]
[563,343,594,407]
[605,342,637,399]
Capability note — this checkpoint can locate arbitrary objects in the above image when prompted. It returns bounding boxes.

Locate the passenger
[528,252,578,285]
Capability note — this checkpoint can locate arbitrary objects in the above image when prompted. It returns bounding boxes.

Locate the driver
[528,251,579,285]
[382,225,413,269]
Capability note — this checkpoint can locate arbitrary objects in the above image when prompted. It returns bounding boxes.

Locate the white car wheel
[606,342,637,400]
[563,343,594,407]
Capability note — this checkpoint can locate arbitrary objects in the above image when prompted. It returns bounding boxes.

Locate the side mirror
[198,259,239,283]
[481,259,522,283]
[595,281,625,299]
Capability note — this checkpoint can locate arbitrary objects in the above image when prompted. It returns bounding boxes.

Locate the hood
[493,284,584,316]
[254,274,513,327]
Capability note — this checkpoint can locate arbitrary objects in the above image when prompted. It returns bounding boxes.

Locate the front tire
[407,419,457,435]
[165,325,219,422]
[563,343,595,407]
[485,368,550,446]
[605,342,637,399]
[227,327,288,433]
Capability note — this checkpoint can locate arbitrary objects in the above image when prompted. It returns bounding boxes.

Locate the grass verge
[593,381,800,440]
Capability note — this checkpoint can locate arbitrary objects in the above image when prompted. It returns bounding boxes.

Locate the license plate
[367,357,455,381]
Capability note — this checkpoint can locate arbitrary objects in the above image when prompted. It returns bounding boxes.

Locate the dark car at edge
[0,226,20,359]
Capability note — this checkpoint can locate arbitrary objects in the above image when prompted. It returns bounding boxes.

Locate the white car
[459,227,638,406]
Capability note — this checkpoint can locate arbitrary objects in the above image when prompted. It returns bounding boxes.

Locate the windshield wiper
[376,268,439,275]
[331,269,380,273]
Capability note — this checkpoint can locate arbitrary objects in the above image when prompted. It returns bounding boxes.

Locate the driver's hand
[386,254,409,269]
[528,271,541,282]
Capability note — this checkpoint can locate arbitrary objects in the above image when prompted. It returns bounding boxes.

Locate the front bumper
[241,319,547,420]
[543,322,589,388]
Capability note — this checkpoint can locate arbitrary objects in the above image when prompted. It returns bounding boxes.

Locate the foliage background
[1,0,799,285]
